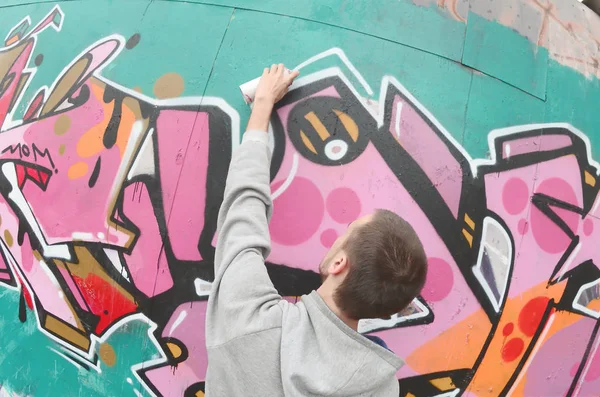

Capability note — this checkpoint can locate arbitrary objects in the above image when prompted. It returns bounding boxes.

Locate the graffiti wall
[1,0,600,396]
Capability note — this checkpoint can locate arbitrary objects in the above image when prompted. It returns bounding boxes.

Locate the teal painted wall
[1,1,600,396]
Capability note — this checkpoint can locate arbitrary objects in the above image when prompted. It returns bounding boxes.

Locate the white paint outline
[72,232,94,240]
[194,277,212,297]
[62,312,166,397]
[394,101,402,139]
[592,193,600,215]
[472,217,513,313]
[324,140,348,161]
[168,310,187,336]
[271,153,299,201]
[104,248,131,282]
[434,389,460,397]
[557,241,582,281]
[572,277,600,318]
[127,127,156,181]
[48,346,84,370]
[357,298,430,334]
[4,15,32,45]
[293,47,374,96]
[377,75,474,166]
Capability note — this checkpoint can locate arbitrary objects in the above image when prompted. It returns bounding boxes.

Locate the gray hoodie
[205,130,403,396]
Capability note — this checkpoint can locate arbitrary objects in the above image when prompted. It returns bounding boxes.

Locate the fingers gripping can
[239,68,293,105]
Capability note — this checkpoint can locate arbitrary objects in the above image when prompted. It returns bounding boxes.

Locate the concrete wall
[0,0,599,396]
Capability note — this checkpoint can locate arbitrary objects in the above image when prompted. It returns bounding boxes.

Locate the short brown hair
[334,209,427,320]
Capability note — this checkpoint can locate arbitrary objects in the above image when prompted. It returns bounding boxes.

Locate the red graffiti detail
[23,90,44,121]
[502,338,525,362]
[15,164,25,188]
[39,170,48,185]
[518,297,550,337]
[23,287,33,309]
[16,274,33,309]
[72,274,137,334]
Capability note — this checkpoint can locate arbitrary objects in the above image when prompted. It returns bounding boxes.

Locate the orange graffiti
[68,161,88,180]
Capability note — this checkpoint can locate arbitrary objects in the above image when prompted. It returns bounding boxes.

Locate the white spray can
[239,68,296,105]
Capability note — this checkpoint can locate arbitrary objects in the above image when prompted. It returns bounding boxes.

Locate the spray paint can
[239,68,295,104]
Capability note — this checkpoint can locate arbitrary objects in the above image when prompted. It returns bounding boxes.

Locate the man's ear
[329,251,349,275]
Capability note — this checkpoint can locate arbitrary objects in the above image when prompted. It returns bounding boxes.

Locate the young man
[205,64,428,396]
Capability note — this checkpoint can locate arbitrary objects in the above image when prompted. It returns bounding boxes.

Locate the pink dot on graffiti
[270,177,324,246]
[530,178,579,254]
[502,178,529,215]
[326,187,362,224]
[421,257,453,302]
[517,218,529,235]
[108,233,120,244]
[584,218,594,236]
[320,229,338,248]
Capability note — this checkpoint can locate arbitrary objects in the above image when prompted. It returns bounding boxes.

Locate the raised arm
[206,65,299,346]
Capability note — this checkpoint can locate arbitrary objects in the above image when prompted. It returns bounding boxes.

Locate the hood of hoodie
[280,291,403,397]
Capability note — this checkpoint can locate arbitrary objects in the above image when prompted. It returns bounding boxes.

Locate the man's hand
[247,64,299,132]
[255,64,300,105]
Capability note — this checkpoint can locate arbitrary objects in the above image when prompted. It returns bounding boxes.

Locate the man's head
[318,209,427,321]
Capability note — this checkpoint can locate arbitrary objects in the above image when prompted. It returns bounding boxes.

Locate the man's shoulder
[363,335,391,351]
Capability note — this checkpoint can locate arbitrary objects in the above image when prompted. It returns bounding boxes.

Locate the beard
[318,245,344,284]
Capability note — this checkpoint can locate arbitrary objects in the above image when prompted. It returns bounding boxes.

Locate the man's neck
[316,287,359,331]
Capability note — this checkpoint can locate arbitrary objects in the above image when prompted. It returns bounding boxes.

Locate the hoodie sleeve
[206,130,284,347]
